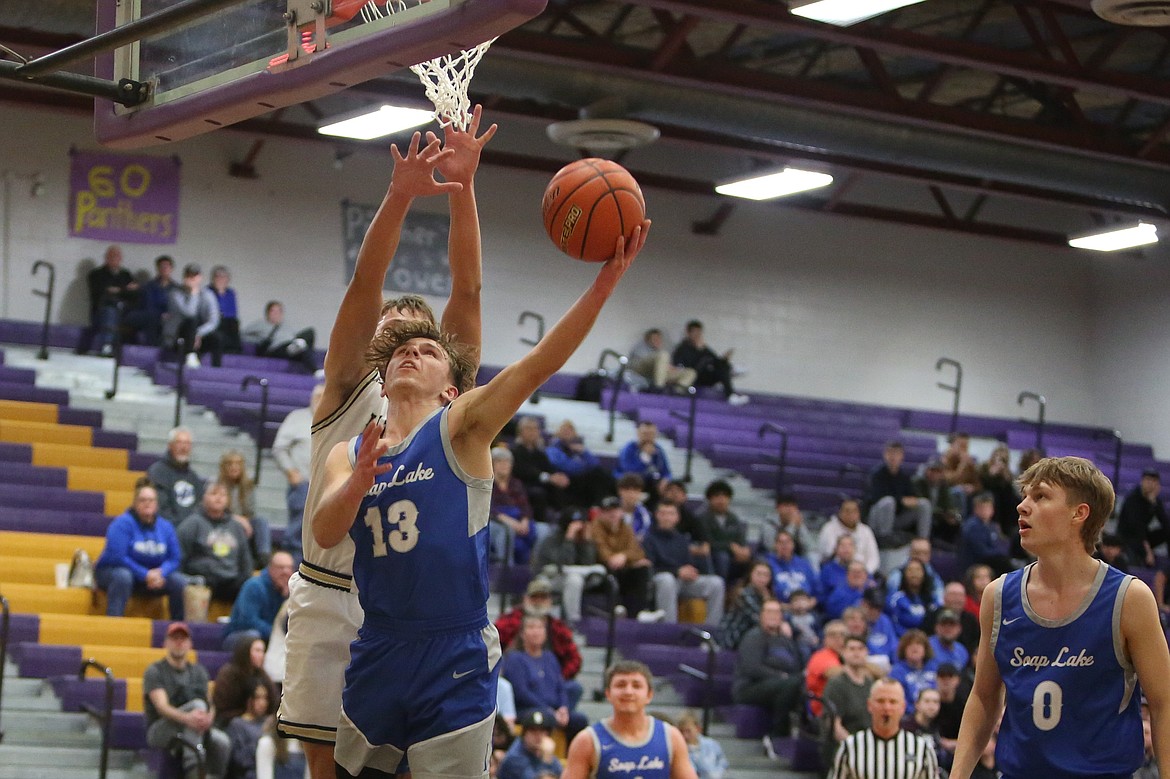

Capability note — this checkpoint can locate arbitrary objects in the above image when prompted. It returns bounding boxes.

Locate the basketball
[541,158,646,262]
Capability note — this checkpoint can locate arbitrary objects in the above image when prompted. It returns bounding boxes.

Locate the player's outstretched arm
[1123,578,1170,775]
[319,134,461,421]
[430,104,496,361]
[450,222,650,453]
[949,579,1005,779]
[667,725,699,779]
[311,417,392,549]
[561,727,596,779]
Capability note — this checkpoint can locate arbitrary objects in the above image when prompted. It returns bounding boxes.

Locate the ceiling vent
[546,118,661,153]
[1091,0,1170,25]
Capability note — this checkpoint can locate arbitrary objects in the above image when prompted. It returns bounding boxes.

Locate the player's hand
[429,104,497,187]
[388,132,463,199]
[597,220,651,294]
[350,416,394,493]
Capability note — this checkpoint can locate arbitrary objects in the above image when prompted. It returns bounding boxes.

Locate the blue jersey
[589,717,672,779]
[350,406,493,634]
[992,561,1143,779]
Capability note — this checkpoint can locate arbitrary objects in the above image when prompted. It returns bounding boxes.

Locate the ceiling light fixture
[1067,222,1159,251]
[318,104,433,140]
[715,168,834,200]
[789,0,928,26]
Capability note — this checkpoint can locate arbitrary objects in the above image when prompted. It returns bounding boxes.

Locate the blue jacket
[503,649,568,712]
[546,440,601,476]
[95,509,182,582]
[866,612,900,660]
[959,516,1006,571]
[615,441,671,483]
[766,553,821,602]
[886,590,930,637]
[498,734,563,779]
[225,569,285,641]
[643,526,706,574]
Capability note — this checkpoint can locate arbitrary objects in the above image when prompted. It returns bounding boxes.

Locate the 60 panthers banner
[69,150,180,244]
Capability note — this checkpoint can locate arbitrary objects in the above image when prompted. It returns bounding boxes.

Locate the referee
[830,677,939,779]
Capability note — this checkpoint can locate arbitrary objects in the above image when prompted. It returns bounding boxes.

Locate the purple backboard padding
[94,0,549,147]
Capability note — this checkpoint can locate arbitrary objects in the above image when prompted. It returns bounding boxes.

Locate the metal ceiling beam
[607,0,1170,108]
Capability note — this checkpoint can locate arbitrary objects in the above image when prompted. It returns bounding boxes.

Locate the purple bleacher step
[0,483,105,513]
[57,407,104,427]
[717,703,771,739]
[121,344,161,371]
[0,462,69,488]
[627,644,735,678]
[0,365,36,384]
[0,319,84,349]
[4,615,40,653]
[674,672,734,707]
[16,642,82,678]
[0,441,32,461]
[93,429,138,449]
[0,380,70,405]
[51,676,129,712]
[0,505,111,535]
[112,711,147,751]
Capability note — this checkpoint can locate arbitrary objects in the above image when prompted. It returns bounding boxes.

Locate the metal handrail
[518,311,545,402]
[669,386,699,483]
[105,301,125,400]
[31,260,55,360]
[0,595,9,743]
[759,423,789,497]
[684,627,717,735]
[586,574,621,702]
[1094,429,1124,489]
[1017,391,1047,452]
[596,350,629,443]
[78,659,115,779]
[169,733,207,779]
[173,338,187,428]
[935,357,962,435]
[241,376,270,485]
[497,526,515,616]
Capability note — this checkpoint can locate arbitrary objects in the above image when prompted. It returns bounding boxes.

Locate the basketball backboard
[93,0,545,148]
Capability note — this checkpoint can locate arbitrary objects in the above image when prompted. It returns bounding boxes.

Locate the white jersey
[302,370,386,581]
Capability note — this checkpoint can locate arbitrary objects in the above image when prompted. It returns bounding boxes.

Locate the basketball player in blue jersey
[313,220,650,778]
[952,456,1170,779]
[277,106,496,779]
[562,660,696,779]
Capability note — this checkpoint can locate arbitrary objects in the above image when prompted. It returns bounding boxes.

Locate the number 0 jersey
[992,561,1143,779]
[349,406,493,634]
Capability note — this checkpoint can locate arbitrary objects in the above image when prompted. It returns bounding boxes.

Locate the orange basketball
[541,158,646,262]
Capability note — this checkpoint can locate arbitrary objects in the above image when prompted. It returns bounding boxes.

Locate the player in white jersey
[277,107,495,779]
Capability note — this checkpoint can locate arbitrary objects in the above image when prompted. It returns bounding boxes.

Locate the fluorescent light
[716,168,834,200]
[790,0,927,26]
[1067,222,1159,252]
[318,105,433,140]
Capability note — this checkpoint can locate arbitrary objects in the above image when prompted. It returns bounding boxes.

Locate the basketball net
[409,39,496,131]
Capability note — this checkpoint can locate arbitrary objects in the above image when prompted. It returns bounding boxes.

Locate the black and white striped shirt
[830,728,939,779]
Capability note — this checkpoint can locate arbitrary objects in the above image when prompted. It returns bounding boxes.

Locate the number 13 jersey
[992,560,1143,779]
[349,406,493,633]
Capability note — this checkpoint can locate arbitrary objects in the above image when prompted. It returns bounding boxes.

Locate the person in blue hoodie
[94,481,185,618]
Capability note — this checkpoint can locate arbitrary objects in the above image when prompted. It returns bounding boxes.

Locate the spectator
[628,328,696,393]
[511,416,568,523]
[489,447,545,565]
[925,581,979,656]
[886,559,934,637]
[1117,468,1168,567]
[659,479,710,549]
[962,563,993,618]
[820,635,875,768]
[143,622,231,779]
[941,432,981,513]
[933,663,967,767]
[717,560,773,650]
[806,620,847,717]
[213,637,277,728]
[225,682,272,779]
[912,458,962,548]
[787,589,820,651]
[1095,532,1131,573]
[861,588,899,664]
[271,383,323,566]
[979,444,1021,553]
[772,493,818,566]
[818,499,880,575]
[732,600,806,748]
[241,301,317,373]
[670,320,747,405]
[865,441,932,546]
[958,492,1012,576]
[696,480,752,582]
[494,576,584,708]
[208,265,242,353]
[642,502,725,625]
[901,688,942,756]
[147,426,204,525]
[884,538,945,608]
[178,480,254,602]
[530,507,604,623]
[123,254,176,347]
[677,711,727,779]
[165,263,223,369]
[79,244,139,356]
[94,481,185,618]
[828,678,938,779]
[545,420,617,509]
[824,560,870,621]
[497,709,562,779]
[820,534,857,597]
[217,450,273,565]
[501,616,588,744]
[927,608,969,671]
[1017,447,1043,473]
[614,420,672,498]
[764,528,820,607]
[591,495,655,618]
[888,630,936,716]
[222,552,294,650]
[616,473,653,541]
